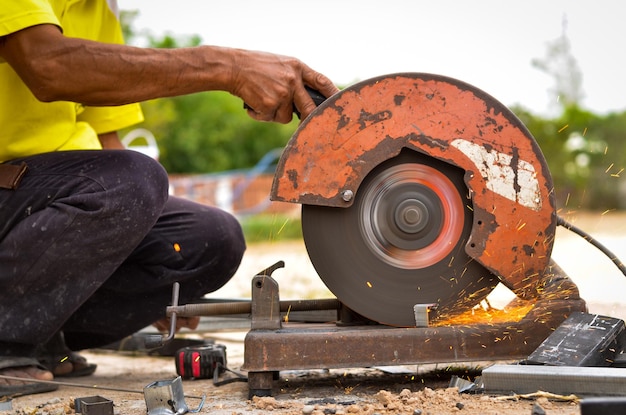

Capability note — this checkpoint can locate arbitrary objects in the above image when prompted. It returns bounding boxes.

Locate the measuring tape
[175,344,226,380]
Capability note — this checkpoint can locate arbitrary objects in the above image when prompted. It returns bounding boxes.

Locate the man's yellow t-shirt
[0,0,144,162]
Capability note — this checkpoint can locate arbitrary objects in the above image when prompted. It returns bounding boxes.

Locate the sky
[119,0,625,117]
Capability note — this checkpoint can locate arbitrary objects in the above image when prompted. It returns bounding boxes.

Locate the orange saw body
[271,73,556,325]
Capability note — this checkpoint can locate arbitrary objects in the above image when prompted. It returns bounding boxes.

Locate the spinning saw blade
[302,150,498,327]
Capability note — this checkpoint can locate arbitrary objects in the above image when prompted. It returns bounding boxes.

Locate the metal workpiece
[143,376,204,415]
[166,297,340,318]
[74,396,113,415]
[413,303,438,328]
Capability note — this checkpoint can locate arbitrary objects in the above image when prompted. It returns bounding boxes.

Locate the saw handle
[243,85,327,119]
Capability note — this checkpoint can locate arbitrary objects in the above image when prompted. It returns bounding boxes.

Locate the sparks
[173,243,181,252]
[284,304,292,323]
[605,163,614,174]
[366,281,372,288]
[558,124,569,133]
[277,218,289,236]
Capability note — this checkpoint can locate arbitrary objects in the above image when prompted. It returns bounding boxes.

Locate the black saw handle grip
[243,85,327,119]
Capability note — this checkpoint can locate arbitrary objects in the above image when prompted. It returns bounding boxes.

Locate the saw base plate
[241,263,586,398]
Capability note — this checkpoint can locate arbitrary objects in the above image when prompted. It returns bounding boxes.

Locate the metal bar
[0,375,204,400]
[167,298,340,317]
[482,364,626,396]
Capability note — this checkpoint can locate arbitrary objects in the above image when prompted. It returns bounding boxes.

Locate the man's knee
[175,204,246,292]
[221,210,246,262]
[102,151,169,221]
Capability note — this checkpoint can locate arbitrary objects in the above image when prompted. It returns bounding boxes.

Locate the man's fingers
[305,70,340,101]
[296,70,339,120]
[246,107,283,123]
[238,58,337,123]
[294,88,317,121]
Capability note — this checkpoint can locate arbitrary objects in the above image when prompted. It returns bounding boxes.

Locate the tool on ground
[157,73,626,397]
[175,343,226,380]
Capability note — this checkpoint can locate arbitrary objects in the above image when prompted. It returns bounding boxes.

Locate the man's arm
[98,131,125,150]
[0,24,338,123]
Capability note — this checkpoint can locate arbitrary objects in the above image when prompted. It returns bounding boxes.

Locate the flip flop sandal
[36,332,97,378]
[0,357,58,399]
[38,352,97,378]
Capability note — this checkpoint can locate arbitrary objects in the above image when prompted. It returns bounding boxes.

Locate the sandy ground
[4,211,626,414]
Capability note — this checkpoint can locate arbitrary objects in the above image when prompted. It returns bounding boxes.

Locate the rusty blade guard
[271,73,556,299]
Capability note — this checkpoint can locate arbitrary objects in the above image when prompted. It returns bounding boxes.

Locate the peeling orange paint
[271,73,556,300]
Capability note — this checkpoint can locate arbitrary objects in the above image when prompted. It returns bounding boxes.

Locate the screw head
[342,190,354,202]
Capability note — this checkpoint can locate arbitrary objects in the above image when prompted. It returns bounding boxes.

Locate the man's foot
[36,332,97,378]
[0,358,58,398]
[40,352,97,377]
[0,365,53,384]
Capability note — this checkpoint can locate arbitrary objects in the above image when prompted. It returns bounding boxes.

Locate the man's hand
[153,316,200,333]
[228,49,339,123]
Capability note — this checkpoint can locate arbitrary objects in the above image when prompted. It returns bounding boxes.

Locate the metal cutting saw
[272,72,562,326]
[163,72,594,397]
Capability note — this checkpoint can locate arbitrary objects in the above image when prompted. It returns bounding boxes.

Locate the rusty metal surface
[271,73,556,299]
[242,263,586,395]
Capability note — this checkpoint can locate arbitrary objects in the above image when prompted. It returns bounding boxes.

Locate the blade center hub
[395,199,429,233]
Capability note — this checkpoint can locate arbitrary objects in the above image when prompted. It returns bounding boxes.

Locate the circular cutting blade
[302,150,498,327]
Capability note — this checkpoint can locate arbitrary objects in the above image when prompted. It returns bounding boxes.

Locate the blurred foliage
[120,10,626,211]
[240,214,303,243]
[515,105,626,211]
[136,92,297,173]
